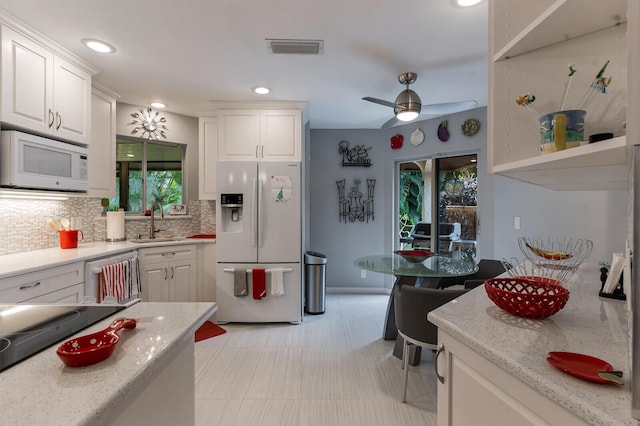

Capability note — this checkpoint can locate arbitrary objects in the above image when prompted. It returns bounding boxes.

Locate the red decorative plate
[546,351,613,383]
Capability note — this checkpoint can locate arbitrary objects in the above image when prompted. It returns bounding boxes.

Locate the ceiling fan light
[396,111,420,121]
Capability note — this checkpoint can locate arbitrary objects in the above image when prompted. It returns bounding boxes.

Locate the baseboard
[326,287,391,295]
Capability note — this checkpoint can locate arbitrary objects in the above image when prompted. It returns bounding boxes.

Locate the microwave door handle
[251,178,258,247]
[257,177,264,247]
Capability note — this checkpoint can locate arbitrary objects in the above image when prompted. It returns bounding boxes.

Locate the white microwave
[0,130,89,192]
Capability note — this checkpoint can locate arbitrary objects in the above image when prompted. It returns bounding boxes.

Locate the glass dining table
[353,254,478,341]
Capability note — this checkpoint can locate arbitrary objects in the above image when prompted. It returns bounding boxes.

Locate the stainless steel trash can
[304,251,327,314]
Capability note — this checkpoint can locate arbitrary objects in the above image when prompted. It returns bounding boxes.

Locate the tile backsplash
[0,198,215,256]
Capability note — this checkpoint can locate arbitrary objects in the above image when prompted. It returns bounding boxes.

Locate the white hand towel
[270,268,285,296]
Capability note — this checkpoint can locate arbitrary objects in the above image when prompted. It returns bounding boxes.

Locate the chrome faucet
[149,201,164,239]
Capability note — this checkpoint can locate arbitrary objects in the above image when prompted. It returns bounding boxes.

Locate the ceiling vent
[266,39,324,55]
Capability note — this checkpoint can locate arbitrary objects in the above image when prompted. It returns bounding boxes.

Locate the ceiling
[0,0,488,129]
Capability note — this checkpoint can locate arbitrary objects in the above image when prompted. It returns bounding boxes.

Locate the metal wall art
[336,178,376,223]
[339,140,372,167]
[130,108,168,140]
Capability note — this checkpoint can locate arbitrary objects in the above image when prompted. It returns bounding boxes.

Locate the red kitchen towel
[100,261,126,302]
[252,268,266,300]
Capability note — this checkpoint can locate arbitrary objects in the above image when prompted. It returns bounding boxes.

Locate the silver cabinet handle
[164,267,168,280]
[434,344,445,384]
[19,281,41,290]
[261,145,264,158]
[48,109,55,128]
[56,112,62,130]
[161,252,176,257]
[255,145,259,158]
[170,266,174,279]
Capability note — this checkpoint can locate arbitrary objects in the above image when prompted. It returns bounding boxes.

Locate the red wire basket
[484,277,570,318]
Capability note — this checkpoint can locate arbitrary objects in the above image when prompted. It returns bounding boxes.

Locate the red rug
[195,321,227,342]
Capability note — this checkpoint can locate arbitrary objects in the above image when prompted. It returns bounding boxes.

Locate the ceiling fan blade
[362,97,396,108]
[381,116,399,129]
[420,100,478,115]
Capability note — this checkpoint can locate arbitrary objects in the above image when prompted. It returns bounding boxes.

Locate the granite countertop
[429,264,633,425]
[0,237,216,279]
[0,301,216,426]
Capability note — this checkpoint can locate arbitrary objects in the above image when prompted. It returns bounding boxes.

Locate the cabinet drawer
[25,282,84,304]
[138,244,196,265]
[0,262,84,303]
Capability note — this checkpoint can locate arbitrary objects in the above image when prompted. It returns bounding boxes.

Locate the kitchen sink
[129,237,184,243]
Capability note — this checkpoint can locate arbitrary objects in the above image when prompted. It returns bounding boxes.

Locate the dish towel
[100,261,126,302]
[252,268,267,300]
[234,269,248,297]
[270,268,285,296]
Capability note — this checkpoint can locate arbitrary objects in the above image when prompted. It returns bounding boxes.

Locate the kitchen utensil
[484,277,569,318]
[60,218,70,230]
[394,249,433,263]
[47,220,63,231]
[547,352,622,384]
[56,318,137,367]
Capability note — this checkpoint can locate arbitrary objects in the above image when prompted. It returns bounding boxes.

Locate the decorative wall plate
[461,118,481,136]
[410,128,424,146]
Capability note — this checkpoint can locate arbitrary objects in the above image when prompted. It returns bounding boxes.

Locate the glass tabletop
[354,254,478,278]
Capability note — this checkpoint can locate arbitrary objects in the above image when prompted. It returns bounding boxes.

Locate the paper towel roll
[106,211,125,241]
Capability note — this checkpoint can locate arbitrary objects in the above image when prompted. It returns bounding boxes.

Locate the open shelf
[492,136,631,190]
[494,0,626,61]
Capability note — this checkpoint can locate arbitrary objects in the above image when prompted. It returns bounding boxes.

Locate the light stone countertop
[0,237,215,280]
[0,301,216,426]
[429,264,635,426]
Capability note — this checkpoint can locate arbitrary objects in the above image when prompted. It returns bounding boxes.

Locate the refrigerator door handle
[251,178,258,247]
[257,177,264,247]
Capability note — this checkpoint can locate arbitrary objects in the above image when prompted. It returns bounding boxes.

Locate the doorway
[396,154,478,262]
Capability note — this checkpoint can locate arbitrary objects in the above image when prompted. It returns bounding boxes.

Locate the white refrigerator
[215,161,302,323]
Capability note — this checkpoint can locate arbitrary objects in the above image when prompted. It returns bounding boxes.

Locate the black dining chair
[393,284,468,403]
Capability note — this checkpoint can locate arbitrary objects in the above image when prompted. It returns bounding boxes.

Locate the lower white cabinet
[0,262,84,303]
[437,331,586,426]
[196,243,216,302]
[139,245,197,302]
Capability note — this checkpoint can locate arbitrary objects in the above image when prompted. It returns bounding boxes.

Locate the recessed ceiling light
[150,102,166,108]
[81,38,116,53]
[456,0,483,6]
[253,86,270,95]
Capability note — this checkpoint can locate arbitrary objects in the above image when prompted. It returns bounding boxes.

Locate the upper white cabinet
[88,86,118,197]
[488,0,632,190]
[0,24,93,145]
[218,109,302,162]
[198,116,218,200]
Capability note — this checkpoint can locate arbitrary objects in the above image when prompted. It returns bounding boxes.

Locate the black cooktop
[0,304,126,372]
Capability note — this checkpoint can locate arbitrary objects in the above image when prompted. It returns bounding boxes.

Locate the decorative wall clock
[130,108,168,140]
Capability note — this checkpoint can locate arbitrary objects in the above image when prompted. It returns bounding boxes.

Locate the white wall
[309,107,628,291]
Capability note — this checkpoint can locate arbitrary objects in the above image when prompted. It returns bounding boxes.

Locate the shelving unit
[488,0,631,190]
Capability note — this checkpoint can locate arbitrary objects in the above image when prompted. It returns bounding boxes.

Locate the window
[108,137,185,213]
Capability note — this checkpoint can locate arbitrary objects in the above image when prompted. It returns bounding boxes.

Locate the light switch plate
[514,216,521,230]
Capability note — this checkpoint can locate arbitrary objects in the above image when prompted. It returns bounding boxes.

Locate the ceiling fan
[363,72,478,129]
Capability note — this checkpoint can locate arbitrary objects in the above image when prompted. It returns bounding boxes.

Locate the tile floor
[194,294,437,426]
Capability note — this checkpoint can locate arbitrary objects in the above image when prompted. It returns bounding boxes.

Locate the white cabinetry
[196,243,216,302]
[488,0,631,190]
[0,262,84,303]
[0,25,92,145]
[218,109,302,161]
[436,331,586,426]
[88,86,117,197]
[198,116,217,200]
[139,245,197,302]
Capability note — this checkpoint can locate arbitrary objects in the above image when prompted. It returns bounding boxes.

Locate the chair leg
[402,340,410,403]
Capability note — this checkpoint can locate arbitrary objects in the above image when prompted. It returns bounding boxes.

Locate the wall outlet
[514,216,521,230]
[361,269,366,279]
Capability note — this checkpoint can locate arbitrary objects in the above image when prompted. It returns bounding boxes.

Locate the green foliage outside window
[399,170,423,237]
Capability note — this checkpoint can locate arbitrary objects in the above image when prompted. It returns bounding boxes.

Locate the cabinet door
[53,55,91,145]
[140,264,169,302]
[1,26,53,133]
[218,110,260,161]
[260,110,301,161]
[198,117,218,199]
[88,87,117,197]
[169,259,196,302]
